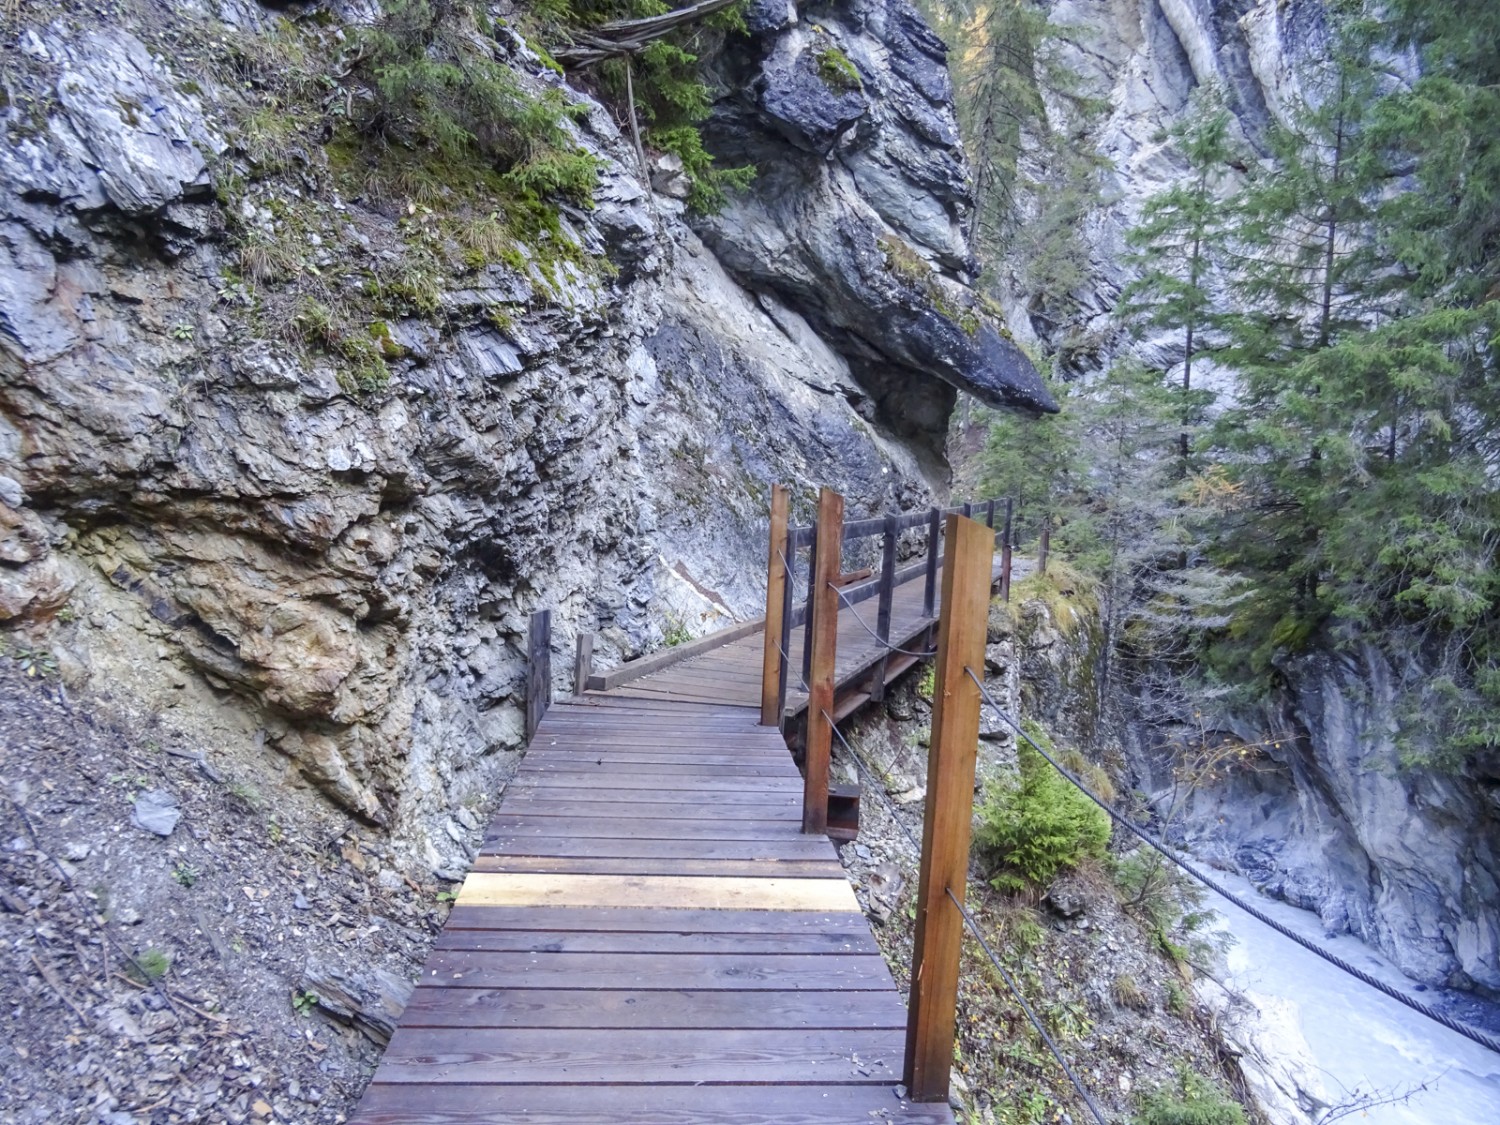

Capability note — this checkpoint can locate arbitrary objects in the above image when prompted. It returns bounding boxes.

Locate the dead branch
[552,0,740,66]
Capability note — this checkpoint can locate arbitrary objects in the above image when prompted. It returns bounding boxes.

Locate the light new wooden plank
[454,872,861,912]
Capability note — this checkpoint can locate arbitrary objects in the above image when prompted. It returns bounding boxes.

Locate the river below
[1204,870,1500,1124]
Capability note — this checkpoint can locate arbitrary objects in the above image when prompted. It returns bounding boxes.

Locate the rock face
[1136,647,1500,998]
[992,0,1332,378]
[699,0,1056,459]
[0,4,1031,872]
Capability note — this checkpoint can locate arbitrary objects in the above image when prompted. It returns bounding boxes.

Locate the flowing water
[1208,871,1500,1124]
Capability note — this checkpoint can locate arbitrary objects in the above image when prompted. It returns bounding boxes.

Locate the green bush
[1135,1071,1245,1125]
[351,0,595,198]
[974,720,1111,892]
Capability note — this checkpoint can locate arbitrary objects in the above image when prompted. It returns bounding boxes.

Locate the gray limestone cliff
[983,0,1499,999]
[0,1,1040,873]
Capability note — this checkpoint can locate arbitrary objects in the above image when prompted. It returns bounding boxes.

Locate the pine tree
[1118,86,1237,463]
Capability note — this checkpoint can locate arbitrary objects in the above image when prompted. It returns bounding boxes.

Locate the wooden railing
[759,486,1009,1104]
[760,488,1013,834]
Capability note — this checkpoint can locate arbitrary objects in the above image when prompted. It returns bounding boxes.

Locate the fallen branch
[552,0,740,66]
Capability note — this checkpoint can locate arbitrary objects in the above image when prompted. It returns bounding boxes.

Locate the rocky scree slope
[0,0,1042,875]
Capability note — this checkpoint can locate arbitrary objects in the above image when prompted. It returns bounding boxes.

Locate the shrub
[974,720,1111,892]
[350,0,595,198]
[816,46,862,93]
[1135,1071,1245,1125]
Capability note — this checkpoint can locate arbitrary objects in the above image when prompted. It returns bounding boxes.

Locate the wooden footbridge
[352,491,1013,1124]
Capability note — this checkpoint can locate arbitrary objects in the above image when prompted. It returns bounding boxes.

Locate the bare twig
[31,952,91,1025]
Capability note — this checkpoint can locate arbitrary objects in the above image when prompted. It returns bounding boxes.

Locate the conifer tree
[1118,86,1236,463]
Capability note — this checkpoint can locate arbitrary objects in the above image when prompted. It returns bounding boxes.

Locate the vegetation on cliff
[966,0,1500,769]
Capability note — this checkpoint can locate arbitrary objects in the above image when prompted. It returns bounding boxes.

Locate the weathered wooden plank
[761,483,790,726]
[415,950,894,991]
[471,856,846,878]
[483,821,804,846]
[353,1082,954,1124]
[584,618,764,692]
[371,1027,905,1085]
[525,610,551,741]
[905,514,993,1102]
[443,905,873,935]
[803,487,843,835]
[454,872,862,913]
[478,837,833,861]
[489,810,804,840]
[505,773,803,793]
[571,632,594,698]
[397,984,899,1027]
[431,928,878,956]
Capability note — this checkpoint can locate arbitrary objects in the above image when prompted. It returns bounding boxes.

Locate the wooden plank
[397,984,898,1026]
[504,784,801,804]
[517,766,794,783]
[761,482,790,726]
[522,759,793,775]
[585,617,764,692]
[525,609,551,741]
[431,929,879,956]
[904,514,993,1102]
[353,1083,954,1124]
[803,487,843,835]
[444,905,873,935]
[472,856,846,878]
[489,810,804,840]
[370,1027,904,1085]
[415,950,893,991]
[572,632,594,697]
[505,779,798,800]
[455,872,862,912]
[479,836,833,861]
[484,818,803,844]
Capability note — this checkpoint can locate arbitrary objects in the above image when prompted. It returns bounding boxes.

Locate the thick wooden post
[573,632,594,698]
[776,559,793,732]
[904,514,994,1102]
[922,506,941,617]
[525,610,552,740]
[803,488,843,835]
[801,530,817,686]
[760,483,791,726]
[1038,516,1051,577]
[869,512,899,703]
[1000,498,1014,603]
[984,499,995,529]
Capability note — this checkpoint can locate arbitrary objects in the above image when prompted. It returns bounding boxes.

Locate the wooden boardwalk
[351,692,954,1124]
[602,560,1003,719]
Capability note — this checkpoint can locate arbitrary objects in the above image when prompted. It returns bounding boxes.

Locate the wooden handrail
[904,514,994,1101]
[802,487,843,835]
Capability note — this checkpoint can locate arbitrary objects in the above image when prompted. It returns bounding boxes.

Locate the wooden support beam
[904,514,994,1102]
[760,483,791,727]
[573,632,595,699]
[802,488,843,835]
[1000,498,1014,603]
[869,512,898,704]
[526,610,553,741]
[922,506,940,618]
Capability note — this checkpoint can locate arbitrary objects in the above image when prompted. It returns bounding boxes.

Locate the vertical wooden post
[922,506,941,618]
[1000,498,1014,603]
[777,559,793,732]
[573,632,594,698]
[525,610,552,741]
[1038,516,1051,577]
[985,499,995,529]
[801,529,817,686]
[760,483,791,726]
[904,515,994,1102]
[961,501,972,520]
[802,488,843,835]
[869,512,899,703]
